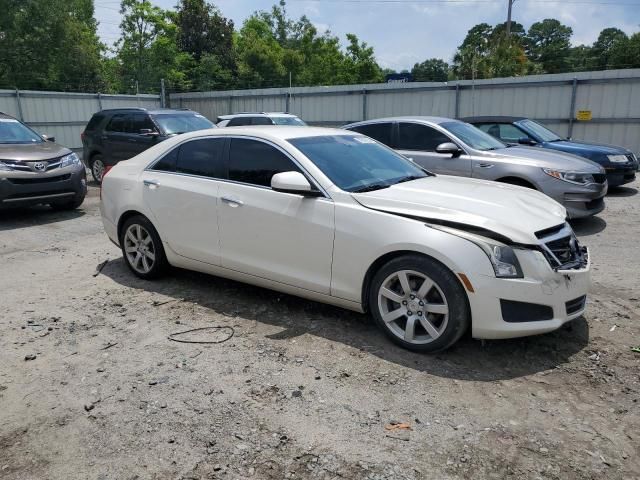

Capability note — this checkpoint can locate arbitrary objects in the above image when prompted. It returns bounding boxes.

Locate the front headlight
[428,225,523,278]
[543,169,595,185]
[475,241,523,278]
[60,152,81,168]
[607,154,628,163]
[0,161,12,171]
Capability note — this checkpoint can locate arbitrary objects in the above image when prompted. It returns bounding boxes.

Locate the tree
[591,27,628,69]
[608,32,640,70]
[0,0,104,91]
[411,59,449,82]
[526,19,573,73]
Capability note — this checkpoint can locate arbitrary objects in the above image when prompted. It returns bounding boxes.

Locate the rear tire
[119,215,168,280]
[368,254,470,352]
[90,155,106,184]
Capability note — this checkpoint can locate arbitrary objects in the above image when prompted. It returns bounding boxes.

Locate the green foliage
[526,19,573,73]
[0,0,104,91]
[411,59,449,82]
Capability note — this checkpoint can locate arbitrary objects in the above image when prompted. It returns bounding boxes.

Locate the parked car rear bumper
[0,165,86,209]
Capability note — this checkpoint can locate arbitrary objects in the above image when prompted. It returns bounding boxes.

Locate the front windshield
[441,121,505,151]
[516,119,562,142]
[271,116,307,126]
[0,118,43,144]
[154,114,214,135]
[289,134,429,192]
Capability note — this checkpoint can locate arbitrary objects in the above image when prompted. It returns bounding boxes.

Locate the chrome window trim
[145,134,332,200]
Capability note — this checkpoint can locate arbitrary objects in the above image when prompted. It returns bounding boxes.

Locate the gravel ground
[0,179,639,480]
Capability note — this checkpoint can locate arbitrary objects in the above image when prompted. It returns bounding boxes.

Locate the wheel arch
[117,210,154,241]
[495,176,538,190]
[360,250,469,314]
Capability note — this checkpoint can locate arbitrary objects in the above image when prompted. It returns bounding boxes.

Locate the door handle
[221,196,243,207]
[143,179,160,187]
[478,163,494,168]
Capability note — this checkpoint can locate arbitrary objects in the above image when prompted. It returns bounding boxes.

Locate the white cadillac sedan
[100,126,591,352]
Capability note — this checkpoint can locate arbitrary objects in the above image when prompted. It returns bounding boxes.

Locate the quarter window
[152,147,178,172]
[106,114,128,133]
[349,123,393,146]
[229,138,301,187]
[176,138,226,178]
[397,122,450,151]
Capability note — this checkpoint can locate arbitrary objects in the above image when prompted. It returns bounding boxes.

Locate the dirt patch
[1,181,639,479]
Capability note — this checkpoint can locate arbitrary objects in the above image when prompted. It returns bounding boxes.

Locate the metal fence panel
[171,69,640,154]
[0,90,161,152]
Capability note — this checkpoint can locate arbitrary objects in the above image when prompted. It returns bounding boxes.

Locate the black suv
[81,108,215,183]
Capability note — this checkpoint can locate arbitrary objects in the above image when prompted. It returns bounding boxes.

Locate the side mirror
[140,129,159,136]
[271,171,321,196]
[518,137,536,146]
[435,142,462,157]
[42,134,56,142]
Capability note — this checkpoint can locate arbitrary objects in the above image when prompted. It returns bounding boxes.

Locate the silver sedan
[344,116,607,218]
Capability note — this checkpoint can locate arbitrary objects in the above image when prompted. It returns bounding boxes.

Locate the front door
[141,137,226,266]
[218,137,334,294]
[396,122,472,177]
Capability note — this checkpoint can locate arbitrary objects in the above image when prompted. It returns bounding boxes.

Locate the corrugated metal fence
[0,90,161,153]
[171,68,640,154]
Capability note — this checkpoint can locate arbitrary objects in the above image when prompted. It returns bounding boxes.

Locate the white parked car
[100,126,591,352]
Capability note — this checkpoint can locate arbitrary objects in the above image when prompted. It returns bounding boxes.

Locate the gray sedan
[343,116,607,218]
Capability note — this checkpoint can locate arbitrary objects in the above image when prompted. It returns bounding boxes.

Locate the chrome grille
[0,157,63,172]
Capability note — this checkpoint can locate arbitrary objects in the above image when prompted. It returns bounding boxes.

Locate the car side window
[251,117,273,125]
[229,138,301,187]
[176,138,226,179]
[131,114,156,134]
[106,114,127,133]
[349,123,393,146]
[152,147,178,172]
[499,124,530,142]
[397,123,450,151]
[86,114,105,131]
[227,117,253,127]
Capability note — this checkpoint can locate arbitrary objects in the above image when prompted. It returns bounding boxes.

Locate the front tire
[368,255,470,352]
[119,215,168,279]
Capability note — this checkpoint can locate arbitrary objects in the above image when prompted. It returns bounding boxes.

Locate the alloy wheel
[123,224,156,274]
[92,158,105,182]
[377,269,449,344]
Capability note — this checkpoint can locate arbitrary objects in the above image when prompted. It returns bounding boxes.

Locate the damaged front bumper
[466,246,590,339]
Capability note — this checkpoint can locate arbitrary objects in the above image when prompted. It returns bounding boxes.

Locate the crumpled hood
[352,176,566,244]
[488,146,604,172]
[0,142,71,161]
[542,140,633,162]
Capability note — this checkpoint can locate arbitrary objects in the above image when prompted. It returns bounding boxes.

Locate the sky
[94,0,640,71]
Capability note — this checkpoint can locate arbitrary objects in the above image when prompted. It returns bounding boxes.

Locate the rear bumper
[0,166,86,209]
[468,248,590,339]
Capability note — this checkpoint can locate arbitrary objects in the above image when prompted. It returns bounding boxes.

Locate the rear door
[396,122,472,176]
[102,114,130,162]
[217,137,334,294]
[141,137,227,266]
[347,122,394,147]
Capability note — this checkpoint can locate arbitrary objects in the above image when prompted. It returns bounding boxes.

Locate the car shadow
[607,186,637,197]
[0,206,85,231]
[570,216,606,237]
[101,258,589,382]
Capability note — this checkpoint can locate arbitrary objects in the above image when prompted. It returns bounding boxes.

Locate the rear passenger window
[176,138,226,178]
[397,123,450,151]
[227,117,252,127]
[349,123,392,146]
[251,117,273,125]
[229,138,301,187]
[152,147,178,172]
[106,114,127,133]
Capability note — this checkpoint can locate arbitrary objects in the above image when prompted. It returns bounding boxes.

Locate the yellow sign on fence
[576,110,592,121]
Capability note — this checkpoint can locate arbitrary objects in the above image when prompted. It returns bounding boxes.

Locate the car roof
[169,125,356,143]
[95,108,200,115]
[345,116,462,128]
[217,112,299,120]
[461,116,526,123]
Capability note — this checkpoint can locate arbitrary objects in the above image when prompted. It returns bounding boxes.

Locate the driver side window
[229,138,302,188]
[397,123,450,151]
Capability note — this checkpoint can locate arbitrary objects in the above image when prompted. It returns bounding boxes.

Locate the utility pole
[506,0,515,38]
